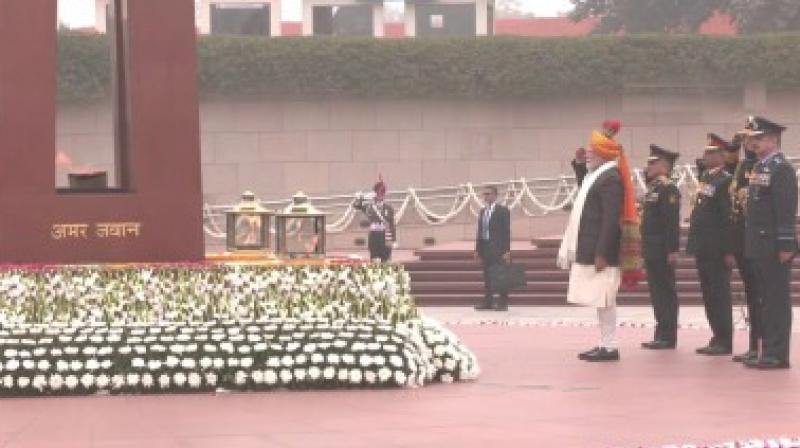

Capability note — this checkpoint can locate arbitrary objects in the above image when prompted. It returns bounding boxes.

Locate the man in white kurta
[559,130,627,362]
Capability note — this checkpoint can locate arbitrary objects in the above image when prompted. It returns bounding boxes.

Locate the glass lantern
[275,191,326,258]
[225,191,273,252]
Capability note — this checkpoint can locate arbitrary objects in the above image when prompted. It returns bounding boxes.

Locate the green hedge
[57,34,800,102]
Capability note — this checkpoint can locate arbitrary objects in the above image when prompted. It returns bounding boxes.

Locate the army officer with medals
[742,116,797,370]
[641,145,682,350]
[725,130,763,363]
[688,135,735,356]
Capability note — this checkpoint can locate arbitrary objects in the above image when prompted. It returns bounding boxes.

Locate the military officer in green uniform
[688,134,735,356]
[640,145,682,350]
[742,116,797,370]
[724,130,762,363]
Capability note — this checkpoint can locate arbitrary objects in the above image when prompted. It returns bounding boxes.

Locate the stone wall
[56,84,800,252]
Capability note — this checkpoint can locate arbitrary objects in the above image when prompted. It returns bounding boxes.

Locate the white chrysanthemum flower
[200,357,213,369]
[17,376,31,389]
[311,353,325,364]
[166,356,179,368]
[65,375,79,390]
[264,370,278,385]
[342,354,355,365]
[251,370,264,385]
[111,375,125,390]
[22,359,35,370]
[279,369,293,384]
[80,374,94,389]
[227,358,240,368]
[441,373,454,383]
[142,374,154,389]
[181,359,196,369]
[126,374,140,387]
[188,373,202,389]
[307,366,321,380]
[359,355,373,368]
[444,359,457,371]
[101,360,113,370]
[326,353,340,365]
[281,355,294,367]
[49,374,64,391]
[37,360,51,371]
[205,372,218,386]
[132,358,145,369]
[174,372,187,387]
[378,368,392,383]
[33,375,47,391]
[241,358,254,369]
[365,371,377,385]
[54,360,68,372]
[349,369,363,384]
[118,346,132,355]
[158,374,170,389]
[96,374,110,389]
[266,357,281,368]
[389,356,403,368]
[394,371,407,386]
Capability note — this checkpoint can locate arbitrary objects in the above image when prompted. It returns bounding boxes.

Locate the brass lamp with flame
[225,191,274,253]
[274,191,326,258]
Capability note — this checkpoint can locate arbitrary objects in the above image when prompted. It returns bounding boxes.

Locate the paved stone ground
[1,307,798,448]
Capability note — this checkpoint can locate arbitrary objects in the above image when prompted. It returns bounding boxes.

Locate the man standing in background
[475,185,512,312]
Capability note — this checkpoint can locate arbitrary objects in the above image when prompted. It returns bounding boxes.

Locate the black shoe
[581,347,620,362]
[732,350,759,363]
[641,340,676,350]
[474,298,494,311]
[745,357,791,370]
[578,347,601,360]
[696,344,732,356]
[493,297,509,311]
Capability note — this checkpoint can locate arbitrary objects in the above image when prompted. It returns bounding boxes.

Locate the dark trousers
[733,251,761,351]
[695,253,733,348]
[751,256,792,362]
[645,256,679,344]
[368,231,392,262]
[478,240,507,305]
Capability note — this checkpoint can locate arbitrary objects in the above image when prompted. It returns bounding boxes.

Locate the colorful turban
[590,129,644,289]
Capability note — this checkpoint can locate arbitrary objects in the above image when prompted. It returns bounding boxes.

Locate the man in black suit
[475,185,512,311]
[688,134,735,356]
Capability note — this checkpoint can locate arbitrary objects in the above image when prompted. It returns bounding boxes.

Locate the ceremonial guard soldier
[354,177,397,262]
[725,131,762,363]
[640,145,681,350]
[742,116,797,370]
[687,134,735,356]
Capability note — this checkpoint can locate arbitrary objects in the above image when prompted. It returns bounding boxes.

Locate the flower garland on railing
[203,159,800,239]
[0,264,416,327]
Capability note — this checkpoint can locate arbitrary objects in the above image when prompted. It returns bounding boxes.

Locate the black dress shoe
[641,340,676,350]
[493,297,509,311]
[696,344,732,356]
[745,357,791,370]
[732,350,759,363]
[578,347,601,360]
[474,299,494,311]
[581,347,620,362]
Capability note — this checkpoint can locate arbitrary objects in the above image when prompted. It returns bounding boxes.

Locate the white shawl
[557,160,617,270]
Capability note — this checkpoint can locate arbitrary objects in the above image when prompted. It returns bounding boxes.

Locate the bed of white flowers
[654,438,800,448]
[0,264,479,396]
[0,264,416,325]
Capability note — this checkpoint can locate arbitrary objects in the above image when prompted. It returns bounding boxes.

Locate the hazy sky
[58,0,574,26]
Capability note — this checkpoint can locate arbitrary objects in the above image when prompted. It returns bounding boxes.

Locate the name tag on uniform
[750,173,771,187]
[645,191,659,203]
[697,183,716,197]
[369,223,386,232]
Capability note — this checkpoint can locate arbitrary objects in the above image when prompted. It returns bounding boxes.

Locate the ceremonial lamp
[225,191,273,253]
[275,191,327,258]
